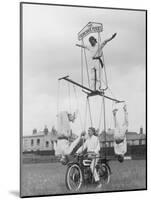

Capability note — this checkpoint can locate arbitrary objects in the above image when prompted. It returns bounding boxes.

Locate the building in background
[23,126,58,154]
[23,126,146,153]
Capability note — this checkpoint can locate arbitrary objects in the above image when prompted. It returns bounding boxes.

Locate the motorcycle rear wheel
[99,163,111,184]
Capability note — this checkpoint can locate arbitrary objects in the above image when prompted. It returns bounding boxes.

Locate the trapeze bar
[103,96,125,103]
[58,75,69,81]
[60,76,93,93]
[87,91,124,103]
[59,75,124,103]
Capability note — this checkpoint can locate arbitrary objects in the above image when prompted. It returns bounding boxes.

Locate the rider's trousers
[90,157,99,182]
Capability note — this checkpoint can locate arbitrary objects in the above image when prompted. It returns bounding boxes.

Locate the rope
[68,82,71,113]
[57,80,60,116]
[109,101,115,129]
[107,85,117,100]
[82,40,91,88]
[98,32,102,88]
[99,77,117,100]
[102,53,109,88]
[102,94,107,159]
[73,84,83,130]
[98,97,103,131]
[87,97,93,127]
[81,43,84,87]
[84,98,88,131]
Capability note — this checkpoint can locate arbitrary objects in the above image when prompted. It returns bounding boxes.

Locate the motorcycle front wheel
[65,164,83,191]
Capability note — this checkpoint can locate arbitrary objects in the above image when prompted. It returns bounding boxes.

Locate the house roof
[23,129,58,140]
[126,132,146,140]
[99,131,146,142]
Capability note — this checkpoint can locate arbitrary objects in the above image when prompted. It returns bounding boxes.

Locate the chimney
[44,125,49,135]
[139,126,143,134]
[33,128,37,134]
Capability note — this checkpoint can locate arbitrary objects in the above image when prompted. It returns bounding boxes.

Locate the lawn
[21,160,146,197]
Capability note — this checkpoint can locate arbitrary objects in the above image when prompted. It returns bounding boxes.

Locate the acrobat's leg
[122,104,128,128]
[112,108,119,129]
[98,57,104,68]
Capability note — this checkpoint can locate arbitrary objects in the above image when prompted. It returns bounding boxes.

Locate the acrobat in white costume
[54,111,80,156]
[112,104,128,158]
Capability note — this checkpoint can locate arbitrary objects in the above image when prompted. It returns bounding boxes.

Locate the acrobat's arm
[76,139,87,154]
[100,33,117,50]
[76,44,89,50]
[123,105,128,127]
[93,33,117,58]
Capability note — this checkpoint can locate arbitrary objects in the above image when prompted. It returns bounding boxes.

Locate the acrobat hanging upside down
[112,104,128,162]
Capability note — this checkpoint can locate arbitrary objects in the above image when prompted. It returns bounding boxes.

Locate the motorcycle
[61,152,111,192]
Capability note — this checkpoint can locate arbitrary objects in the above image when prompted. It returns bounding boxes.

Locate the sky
[22,4,146,136]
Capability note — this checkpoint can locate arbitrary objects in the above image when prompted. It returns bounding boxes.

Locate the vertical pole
[102,54,109,89]
[94,67,97,91]
[82,40,91,89]
[57,80,60,116]
[68,82,71,113]
[102,93,107,158]
[98,32,102,89]
[87,97,93,127]
[81,40,83,87]
[84,98,88,131]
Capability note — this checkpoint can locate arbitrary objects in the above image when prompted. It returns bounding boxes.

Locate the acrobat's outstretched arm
[100,33,117,50]
[93,33,117,58]
[75,44,89,50]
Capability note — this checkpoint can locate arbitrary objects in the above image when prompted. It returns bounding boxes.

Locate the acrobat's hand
[112,33,117,39]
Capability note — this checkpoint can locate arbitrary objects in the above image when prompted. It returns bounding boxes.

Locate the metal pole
[87,97,93,127]
[98,32,102,89]
[102,93,107,159]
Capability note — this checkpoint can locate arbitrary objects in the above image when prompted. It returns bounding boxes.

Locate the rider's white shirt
[77,135,100,154]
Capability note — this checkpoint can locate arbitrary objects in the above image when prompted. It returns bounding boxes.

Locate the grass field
[21,160,146,197]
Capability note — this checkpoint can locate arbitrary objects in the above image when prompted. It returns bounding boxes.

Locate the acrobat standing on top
[112,104,128,162]
[76,33,117,90]
[76,33,117,67]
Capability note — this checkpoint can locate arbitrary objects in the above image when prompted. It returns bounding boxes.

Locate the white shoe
[97,182,102,189]
[96,181,102,188]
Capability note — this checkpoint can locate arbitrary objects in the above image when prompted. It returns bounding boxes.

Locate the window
[127,140,132,145]
[110,142,114,147]
[46,141,49,147]
[37,139,40,145]
[31,139,34,146]
[140,139,146,145]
